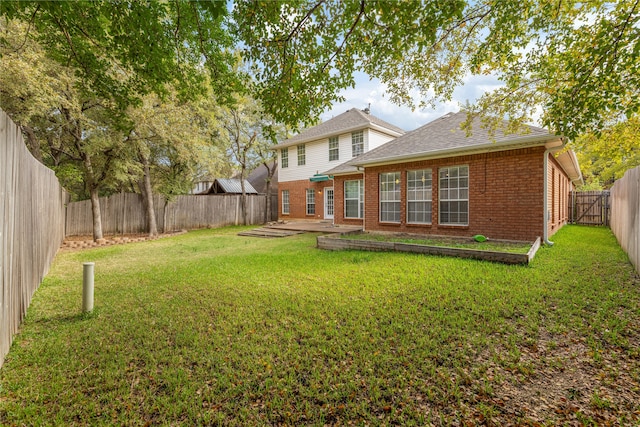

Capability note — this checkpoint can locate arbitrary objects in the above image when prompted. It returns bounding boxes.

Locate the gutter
[351,133,560,168]
[543,138,566,246]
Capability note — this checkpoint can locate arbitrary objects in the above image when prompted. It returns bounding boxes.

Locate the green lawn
[1,226,638,426]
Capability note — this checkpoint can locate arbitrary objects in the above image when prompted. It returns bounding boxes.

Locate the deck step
[238,228,304,238]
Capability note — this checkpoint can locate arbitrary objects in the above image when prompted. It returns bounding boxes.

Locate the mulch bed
[60,230,187,251]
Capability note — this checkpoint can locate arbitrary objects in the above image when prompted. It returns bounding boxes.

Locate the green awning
[309,174,330,182]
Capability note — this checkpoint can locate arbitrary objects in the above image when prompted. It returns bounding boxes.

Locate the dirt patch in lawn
[475,327,640,425]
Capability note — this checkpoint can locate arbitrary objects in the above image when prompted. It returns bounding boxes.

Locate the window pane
[439,166,469,225]
[344,179,363,218]
[306,189,315,214]
[329,136,339,161]
[351,131,364,157]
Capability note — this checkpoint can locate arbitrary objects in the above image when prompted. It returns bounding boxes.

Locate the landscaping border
[317,232,541,265]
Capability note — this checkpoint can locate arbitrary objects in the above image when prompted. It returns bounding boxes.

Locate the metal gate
[569,191,610,226]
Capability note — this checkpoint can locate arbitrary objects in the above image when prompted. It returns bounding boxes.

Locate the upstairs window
[280,148,288,168]
[329,136,339,161]
[297,144,306,166]
[351,131,364,157]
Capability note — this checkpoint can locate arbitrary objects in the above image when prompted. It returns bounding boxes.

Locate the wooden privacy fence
[1,110,67,368]
[66,192,274,236]
[610,166,640,274]
[569,190,610,226]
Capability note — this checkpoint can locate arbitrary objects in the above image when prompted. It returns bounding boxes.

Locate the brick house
[325,111,583,242]
[273,108,404,220]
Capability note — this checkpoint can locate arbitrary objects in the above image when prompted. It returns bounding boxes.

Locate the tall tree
[574,115,640,189]
[126,89,230,235]
[234,0,639,138]
[1,1,238,110]
[218,96,261,225]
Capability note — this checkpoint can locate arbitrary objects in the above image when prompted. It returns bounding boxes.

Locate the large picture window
[407,169,432,224]
[306,189,315,215]
[329,136,339,161]
[439,166,469,225]
[297,144,306,166]
[344,179,364,219]
[351,131,364,157]
[281,190,290,214]
[280,148,288,168]
[380,172,401,223]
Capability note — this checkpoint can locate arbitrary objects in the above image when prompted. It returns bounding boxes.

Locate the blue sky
[320,72,505,132]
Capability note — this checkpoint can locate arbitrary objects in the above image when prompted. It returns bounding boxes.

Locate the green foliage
[235,1,639,138]
[574,115,640,189]
[1,226,638,425]
[1,0,237,109]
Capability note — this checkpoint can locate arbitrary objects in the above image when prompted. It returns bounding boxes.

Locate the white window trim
[329,136,339,161]
[280,148,288,168]
[281,190,290,215]
[379,172,401,223]
[306,188,315,215]
[438,165,469,226]
[344,179,364,219]
[351,131,364,158]
[297,144,306,166]
[407,169,432,224]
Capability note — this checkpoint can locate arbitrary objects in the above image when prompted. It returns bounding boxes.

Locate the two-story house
[273,108,405,220]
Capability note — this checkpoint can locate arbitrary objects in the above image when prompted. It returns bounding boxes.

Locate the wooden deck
[238,221,362,237]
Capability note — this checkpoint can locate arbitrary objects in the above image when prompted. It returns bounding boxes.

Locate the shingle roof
[232,161,278,194]
[339,111,557,168]
[273,108,405,149]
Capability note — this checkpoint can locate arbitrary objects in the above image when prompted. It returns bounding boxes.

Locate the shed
[198,178,259,195]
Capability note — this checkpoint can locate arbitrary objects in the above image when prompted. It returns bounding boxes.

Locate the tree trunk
[139,155,158,237]
[89,186,104,241]
[262,161,277,222]
[81,149,104,242]
[22,125,43,163]
[240,167,248,225]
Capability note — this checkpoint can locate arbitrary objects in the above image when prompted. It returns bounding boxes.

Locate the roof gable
[273,108,404,149]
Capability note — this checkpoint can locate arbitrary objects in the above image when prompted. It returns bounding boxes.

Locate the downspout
[543,139,566,246]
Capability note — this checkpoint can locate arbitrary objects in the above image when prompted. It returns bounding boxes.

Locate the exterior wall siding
[368,129,397,151]
[277,128,398,219]
[333,146,572,241]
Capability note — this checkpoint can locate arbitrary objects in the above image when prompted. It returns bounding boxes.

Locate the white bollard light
[83,262,95,313]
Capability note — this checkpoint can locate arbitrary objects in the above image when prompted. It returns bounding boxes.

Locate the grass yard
[0,225,638,426]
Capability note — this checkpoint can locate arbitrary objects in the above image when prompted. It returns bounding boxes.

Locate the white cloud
[322,72,505,131]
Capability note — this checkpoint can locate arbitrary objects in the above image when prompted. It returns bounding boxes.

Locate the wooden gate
[569,191,610,226]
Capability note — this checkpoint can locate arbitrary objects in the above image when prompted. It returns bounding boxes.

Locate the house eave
[351,134,562,168]
[272,123,404,150]
[555,149,584,186]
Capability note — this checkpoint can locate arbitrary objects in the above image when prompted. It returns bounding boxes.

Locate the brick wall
[278,179,334,220]
[547,155,573,238]
[331,146,575,241]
